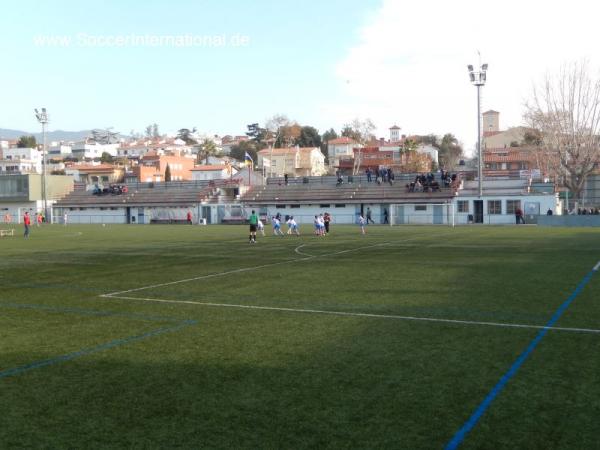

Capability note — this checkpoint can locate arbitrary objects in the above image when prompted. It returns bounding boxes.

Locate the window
[488,200,501,215]
[457,200,469,213]
[415,204,427,211]
[319,204,330,208]
[334,204,346,208]
[506,200,521,214]
[290,205,300,208]
[275,204,286,209]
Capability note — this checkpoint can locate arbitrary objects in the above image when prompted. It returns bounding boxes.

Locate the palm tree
[198,139,219,164]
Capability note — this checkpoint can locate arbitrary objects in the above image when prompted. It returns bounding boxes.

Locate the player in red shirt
[23,212,31,238]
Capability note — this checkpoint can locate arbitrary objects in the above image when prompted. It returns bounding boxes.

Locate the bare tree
[524,60,600,202]
[342,118,376,174]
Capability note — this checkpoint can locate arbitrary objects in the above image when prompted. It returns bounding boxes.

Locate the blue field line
[0,301,197,380]
[445,267,598,450]
[0,321,193,379]
[0,301,194,324]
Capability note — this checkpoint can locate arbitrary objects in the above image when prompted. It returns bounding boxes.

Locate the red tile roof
[191,165,227,171]
[257,147,318,155]
[327,137,356,145]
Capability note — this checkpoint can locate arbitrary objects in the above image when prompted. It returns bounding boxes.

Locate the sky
[1,0,599,154]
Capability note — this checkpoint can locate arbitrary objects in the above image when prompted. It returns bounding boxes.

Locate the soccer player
[248,210,258,243]
[358,213,366,235]
[318,214,325,236]
[287,216,300,236]
[257,218,265,236]
[323,212,331,234]
[272,216,284,236]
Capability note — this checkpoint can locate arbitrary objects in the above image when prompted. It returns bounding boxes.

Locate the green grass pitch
[1,224,600,449]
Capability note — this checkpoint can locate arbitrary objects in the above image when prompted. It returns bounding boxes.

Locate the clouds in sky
[323,0,599,153]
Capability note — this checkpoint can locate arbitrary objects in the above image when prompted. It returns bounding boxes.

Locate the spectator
[515,207,525,224]
[23,212,31,238]
[366,207,375,224]
[547,208,553,216]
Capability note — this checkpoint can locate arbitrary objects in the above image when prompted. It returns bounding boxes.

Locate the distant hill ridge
[0,128,121,142]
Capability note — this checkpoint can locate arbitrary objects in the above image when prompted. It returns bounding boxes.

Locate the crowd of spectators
[93,184,129,196]
[405,170,458,193]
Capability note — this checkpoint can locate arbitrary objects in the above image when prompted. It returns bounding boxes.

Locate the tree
[145,125,153,139]
[265,114,293,147]
[246,123,269,146]
[322,128,338,144]
[230,140,257,163]
[17,135,36,148]
[437,133,464,169]
[152,123,160,138]
[100,152,114,163]
[341,118,376,174]
[524,60,600,202]
[177,128,198,145]
[164,164,172,182]
[522,129,543,146]
[321,128,338,160]
[198,138,219,164]
[296,126,322,148]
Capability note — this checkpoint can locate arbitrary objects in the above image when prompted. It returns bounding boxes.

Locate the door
[126,207,131,224]
[395,205,405,224]
[202,206,212,224]
[433,205,443,224]
[474,200,483,223]
[137,208,145,225]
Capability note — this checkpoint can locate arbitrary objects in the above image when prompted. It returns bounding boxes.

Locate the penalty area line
[100,294,600,335]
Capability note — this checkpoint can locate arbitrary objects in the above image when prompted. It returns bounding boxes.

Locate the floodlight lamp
[469,73,475,82]
[467,65,474,72]
[481,63,488,71]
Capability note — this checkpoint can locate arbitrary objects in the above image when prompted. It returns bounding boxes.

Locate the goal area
[389,203,455,226]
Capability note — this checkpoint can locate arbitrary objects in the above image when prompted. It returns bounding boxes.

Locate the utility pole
[35,108,49,222]
[467,63,488,198]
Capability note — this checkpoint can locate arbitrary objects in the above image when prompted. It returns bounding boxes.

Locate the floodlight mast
[467,64,488,198]
[35,108,49,222]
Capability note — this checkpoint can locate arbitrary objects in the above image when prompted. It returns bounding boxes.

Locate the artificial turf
[1,224,599,449]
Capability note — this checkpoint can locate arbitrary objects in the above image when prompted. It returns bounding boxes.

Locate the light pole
[468,63,487,197]
[35,108,49,222]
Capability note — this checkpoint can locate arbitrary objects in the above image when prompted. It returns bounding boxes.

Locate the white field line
[294,244,314,257]
[102,295,600,335]
[594,261,600,272]
[102,240,400,297]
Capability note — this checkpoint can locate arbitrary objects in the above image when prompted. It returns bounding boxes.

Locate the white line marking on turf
[294,244,314,257]
[102,238,419,297]
[594,261,600,272]
[102,295,600,335]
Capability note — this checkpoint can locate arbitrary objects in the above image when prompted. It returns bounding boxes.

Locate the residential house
[482,110,530,149]
[71,140,119,159]
[65,163,125,186]
[130,151,196,182]
[0,147,42,174]
[326,137,361,168]
[191,164,237,181]
[257,147,326,177]
[483,147,541,179]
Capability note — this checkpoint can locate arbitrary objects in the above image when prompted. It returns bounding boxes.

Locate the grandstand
[52,178,243,224]
[241,175,456,205]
